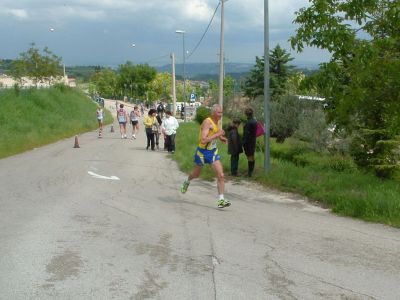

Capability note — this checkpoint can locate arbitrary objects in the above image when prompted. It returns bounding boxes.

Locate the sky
[0,0,331,67]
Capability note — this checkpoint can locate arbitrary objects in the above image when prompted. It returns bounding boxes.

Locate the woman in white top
[161,111,179,153]
[96,106,104,138]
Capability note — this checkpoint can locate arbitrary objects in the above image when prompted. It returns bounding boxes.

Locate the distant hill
[155,61,320,81]
[1,59,321,82]
[156,62,253,78]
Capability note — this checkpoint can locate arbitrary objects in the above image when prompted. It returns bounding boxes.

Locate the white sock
[219,194,224,200]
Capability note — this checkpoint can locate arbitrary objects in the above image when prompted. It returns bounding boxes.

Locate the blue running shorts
[194,147,220,166]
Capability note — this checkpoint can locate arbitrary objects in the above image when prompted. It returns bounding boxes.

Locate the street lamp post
[175,30,186,121]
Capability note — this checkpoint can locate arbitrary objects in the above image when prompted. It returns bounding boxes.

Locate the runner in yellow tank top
[198,117,220,150]
[180,104,231,208]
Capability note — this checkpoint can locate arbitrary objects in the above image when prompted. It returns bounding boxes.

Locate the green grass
[174,122,400,228]
[0,86,112,158]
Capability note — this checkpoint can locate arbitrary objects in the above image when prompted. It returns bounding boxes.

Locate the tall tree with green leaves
[270,44,295,96]
[242,56,264,100]
[90,68,118,98]
[117,61,157,102]
[243,44,295,100]
[149,72,172,101]
[290,0,400,178]
[11,43,63,86]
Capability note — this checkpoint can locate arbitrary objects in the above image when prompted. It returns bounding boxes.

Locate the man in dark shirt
[242,108,257,177]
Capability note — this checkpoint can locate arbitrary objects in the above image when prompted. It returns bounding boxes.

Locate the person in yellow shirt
[143,109,157,151]
[180,104,230,208]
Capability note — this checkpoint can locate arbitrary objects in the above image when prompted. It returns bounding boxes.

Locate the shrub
[270,138,308,161]
[327,128,351,156]
[293,108,331,153]
[327,155,357,172]
[53,82,70,92]
[350,128,400,179]
[270,95,302,143]
[195,106,211,125]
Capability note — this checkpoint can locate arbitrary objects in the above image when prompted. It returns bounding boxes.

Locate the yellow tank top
[198,117,220,150]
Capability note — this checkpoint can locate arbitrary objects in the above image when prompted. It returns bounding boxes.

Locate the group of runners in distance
[96,101,179,153]
[96,101,257,209]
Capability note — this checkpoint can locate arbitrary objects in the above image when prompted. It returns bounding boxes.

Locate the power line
[186,2,221,60]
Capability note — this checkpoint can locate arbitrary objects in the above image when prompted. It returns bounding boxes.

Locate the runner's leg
[212,160,225,195]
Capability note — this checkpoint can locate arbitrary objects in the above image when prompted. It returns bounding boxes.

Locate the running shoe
[180,180,190,193]
[223,199,231,207]
[217,199,231,208]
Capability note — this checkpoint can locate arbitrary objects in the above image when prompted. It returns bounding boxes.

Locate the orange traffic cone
[73,135,80,148]
[111,124,115,132]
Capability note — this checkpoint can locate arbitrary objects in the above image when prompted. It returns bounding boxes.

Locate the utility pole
[218,0,228,114]
[264,0,271,171]
[175,30,186,121]
[171,53,177,117]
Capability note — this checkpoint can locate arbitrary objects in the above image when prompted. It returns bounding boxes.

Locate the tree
[117,61,157,102]
[206,76,236,107]
[290,0,400,178]
[243,44,295,100]
[149,72,172,101]
[242,56,264,100]
[90,68,118,98]
[269,44,295,96]
[11,43,63,86]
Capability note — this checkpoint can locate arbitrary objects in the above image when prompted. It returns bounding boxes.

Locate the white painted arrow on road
[88,171,120,181]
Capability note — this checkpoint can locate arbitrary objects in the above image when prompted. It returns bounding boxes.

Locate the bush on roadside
[270,138,308,162]
[293,107,331,153]
[326,155,357,173]
[194,106,211,125]
[270,95,302,143]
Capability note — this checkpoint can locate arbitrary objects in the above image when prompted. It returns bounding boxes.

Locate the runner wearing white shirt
[96,106,104,138]
[161,111,179,153]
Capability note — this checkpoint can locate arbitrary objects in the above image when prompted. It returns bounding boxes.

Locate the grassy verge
[0,86,112,158]
[175,122,400,228]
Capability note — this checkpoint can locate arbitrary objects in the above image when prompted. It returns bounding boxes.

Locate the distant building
[0,74,75,89]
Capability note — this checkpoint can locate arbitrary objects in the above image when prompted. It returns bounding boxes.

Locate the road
[0,103,399,299]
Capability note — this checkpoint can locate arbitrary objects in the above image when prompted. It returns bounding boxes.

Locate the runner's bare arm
[200,119,225,144]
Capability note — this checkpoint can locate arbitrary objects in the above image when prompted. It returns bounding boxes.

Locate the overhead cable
[186,2,221,60]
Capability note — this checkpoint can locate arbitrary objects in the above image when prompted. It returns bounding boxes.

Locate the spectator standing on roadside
[143,109,157,151]
[130,106,141,139]
[140,103,145,116]
[154,113,162,150]
[242,108,257,177]
[161,111,179,153]
[117,103,129,139]
[157,102,165,118]
[96,106,104,138]
[180,105,185,119]
[227,119,242,176]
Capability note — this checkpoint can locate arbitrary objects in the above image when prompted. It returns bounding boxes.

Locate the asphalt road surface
[1,105,399,300]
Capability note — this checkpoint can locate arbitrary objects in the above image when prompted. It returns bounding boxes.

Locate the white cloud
[8,9,28,19]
